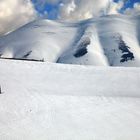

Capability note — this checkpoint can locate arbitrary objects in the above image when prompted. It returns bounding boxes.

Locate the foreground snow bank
[0,59,140,140]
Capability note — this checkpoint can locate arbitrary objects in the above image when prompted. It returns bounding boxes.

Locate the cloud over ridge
[0,0,36,35]
[0,0,140,35]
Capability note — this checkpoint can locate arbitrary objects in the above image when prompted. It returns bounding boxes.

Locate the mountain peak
[0,14,140,67]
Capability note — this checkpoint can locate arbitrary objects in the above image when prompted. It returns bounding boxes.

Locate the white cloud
[33,0,113,20]
[0,0,123,35]
[108,0,124,15]
[58,0,111,20]
[0,0,36,35]
[33,0,125,21]
[124,2,140,15]
[1,0,139,35]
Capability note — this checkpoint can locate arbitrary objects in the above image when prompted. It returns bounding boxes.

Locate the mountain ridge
[0,14,140,67]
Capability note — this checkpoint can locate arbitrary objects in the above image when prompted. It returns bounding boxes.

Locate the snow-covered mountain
[0,14,140,140]
[0,14,140,66]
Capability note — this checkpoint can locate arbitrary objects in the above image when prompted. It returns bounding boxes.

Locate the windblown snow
[0,14,140,66]
[0,14,140,140]
[0,59,140,140]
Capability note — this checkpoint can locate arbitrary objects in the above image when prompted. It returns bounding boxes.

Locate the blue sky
[31,0,60,19]
[113,0,140,13]
[119,0,140,9]
[31,0,140,19]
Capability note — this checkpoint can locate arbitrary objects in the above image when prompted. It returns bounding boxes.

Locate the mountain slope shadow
[74,37,90,58]
[118,35,134,63]
[136,18,140,46]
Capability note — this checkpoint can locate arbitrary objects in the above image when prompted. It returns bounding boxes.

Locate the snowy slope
[0,14,140,66]
[0,14,140,140]
[0,59,140,140]
[0,20,77,62]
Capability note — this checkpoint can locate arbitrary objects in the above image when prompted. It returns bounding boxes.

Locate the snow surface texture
[0,14,140,66]
[0,59,140,140]
[0,14,140,140]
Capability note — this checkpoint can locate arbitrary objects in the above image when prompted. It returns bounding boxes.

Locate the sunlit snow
[0,14,140,140]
